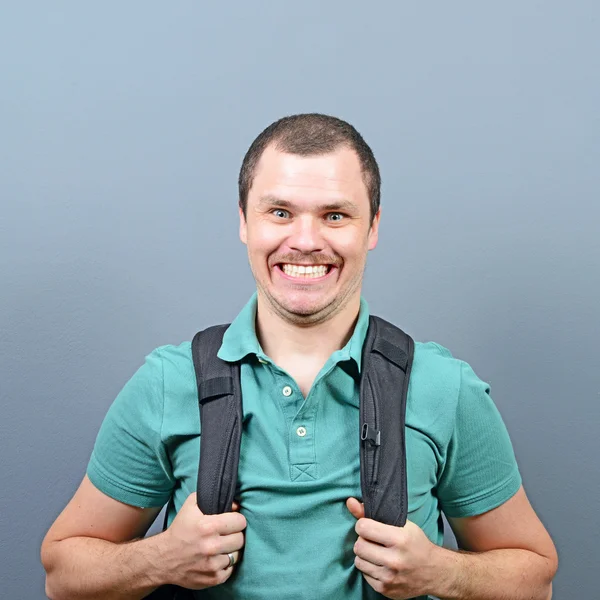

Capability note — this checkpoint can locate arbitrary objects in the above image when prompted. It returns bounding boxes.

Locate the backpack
[145,315,414,599]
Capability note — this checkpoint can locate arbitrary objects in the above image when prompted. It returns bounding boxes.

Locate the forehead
[249,144,368,206]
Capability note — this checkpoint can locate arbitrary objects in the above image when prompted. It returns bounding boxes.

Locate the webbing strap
[359,315,414,527]
[191,325,242,516]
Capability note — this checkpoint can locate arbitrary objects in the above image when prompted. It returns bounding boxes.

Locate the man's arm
[348,485,557,600]
[42,475,246,600]
[43,534,170,600]
[41,475,168,600]
[431,485,558,600]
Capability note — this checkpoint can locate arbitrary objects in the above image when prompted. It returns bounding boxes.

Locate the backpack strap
[359,315,414,527]
[147,325,239,600]
[191,324,242,515]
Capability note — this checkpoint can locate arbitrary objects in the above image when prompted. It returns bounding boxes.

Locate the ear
[239,205,248,245]
[367,208,381,251]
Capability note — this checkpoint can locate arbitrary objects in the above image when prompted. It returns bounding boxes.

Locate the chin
[277,296,335,318]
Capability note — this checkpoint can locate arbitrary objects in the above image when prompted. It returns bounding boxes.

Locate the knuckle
[206,554,223,572]
[198,519,216,537]
[390,556,403,572]
[382,569,394,584]
[203,539,220,557]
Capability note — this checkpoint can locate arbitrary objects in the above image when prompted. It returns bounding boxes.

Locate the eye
[272,209,290,219]
[326,212,345,222]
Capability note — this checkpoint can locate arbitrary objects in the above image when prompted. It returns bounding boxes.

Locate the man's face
[239,144,380,325]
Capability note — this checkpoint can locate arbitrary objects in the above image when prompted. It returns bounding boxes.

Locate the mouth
[274,262,337,282]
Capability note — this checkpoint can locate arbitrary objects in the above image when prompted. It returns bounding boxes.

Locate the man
[41,114,558,600]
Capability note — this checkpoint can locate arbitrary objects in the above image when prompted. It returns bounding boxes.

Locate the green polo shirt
[87,294,521,600]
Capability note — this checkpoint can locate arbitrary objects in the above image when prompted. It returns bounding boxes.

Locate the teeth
[281,264,329,278]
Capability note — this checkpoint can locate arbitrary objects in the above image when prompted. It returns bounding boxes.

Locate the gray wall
[1,2,598,597]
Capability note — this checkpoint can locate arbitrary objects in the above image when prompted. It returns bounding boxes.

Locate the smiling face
[239,144,380,325]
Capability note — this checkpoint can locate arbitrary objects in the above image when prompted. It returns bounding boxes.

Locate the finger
[232,501,240,512]
[216,531,245,555]
[355,517,401,547]
[217,549,241,571]
[223,550,240,570]
[363,572,385,594]
[210,512,247,535]
[184,491,204,514]
[354,555,384,581]
[346,497,365,519]
[353,536,389,568]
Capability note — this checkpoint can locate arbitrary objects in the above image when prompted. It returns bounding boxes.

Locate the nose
[287,215,325,254]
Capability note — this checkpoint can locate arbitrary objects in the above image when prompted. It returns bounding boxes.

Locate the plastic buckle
[361,423,381,446]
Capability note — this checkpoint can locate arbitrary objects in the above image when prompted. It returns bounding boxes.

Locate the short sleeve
[86,348,175,508]
[437,361,522,518]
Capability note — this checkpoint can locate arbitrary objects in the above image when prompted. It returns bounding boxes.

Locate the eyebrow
[258,195,358,213]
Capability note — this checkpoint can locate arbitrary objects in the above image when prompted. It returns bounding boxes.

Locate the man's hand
[346,497,441,600]
[161,492,247,590]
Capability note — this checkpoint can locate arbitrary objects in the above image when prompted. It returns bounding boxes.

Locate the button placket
[289,379,321,478]
[265,363,301,426]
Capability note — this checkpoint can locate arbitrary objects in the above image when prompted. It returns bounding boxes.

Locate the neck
[255,294,362,367]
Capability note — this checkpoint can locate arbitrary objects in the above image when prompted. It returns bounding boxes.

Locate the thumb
[346,497,365,520]
[185,491,204,514]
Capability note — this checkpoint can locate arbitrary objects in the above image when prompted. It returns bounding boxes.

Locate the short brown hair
[238,113,381,222]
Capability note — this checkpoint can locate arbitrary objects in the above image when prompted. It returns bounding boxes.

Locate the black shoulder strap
[359,315,414,527]
[190,324,242,515]
[150,328,238,600]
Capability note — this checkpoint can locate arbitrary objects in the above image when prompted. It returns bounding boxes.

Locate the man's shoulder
[409,340,464,409]
[413,339,463,374]
[142,340,194,379]
[406,341,473,448]
[415,339,455,359]
[371,315,459,364]
[152,339,192,359]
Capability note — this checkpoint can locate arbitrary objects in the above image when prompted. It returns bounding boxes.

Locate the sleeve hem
[441,470,522,518]
[87,455,171,509]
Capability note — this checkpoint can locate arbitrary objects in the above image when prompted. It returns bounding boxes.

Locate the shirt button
[296,426,307,437]
[282,385,293,397]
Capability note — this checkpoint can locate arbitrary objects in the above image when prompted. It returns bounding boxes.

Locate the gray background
[1,1,598,598]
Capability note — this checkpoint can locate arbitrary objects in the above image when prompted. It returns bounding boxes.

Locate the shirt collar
[217,293,370,373]
[217,293,263,363]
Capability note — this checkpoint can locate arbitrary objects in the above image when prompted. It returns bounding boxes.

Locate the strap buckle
[361,423,381,446]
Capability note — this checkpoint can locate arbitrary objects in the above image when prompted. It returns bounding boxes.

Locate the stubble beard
[253,260,366,327]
